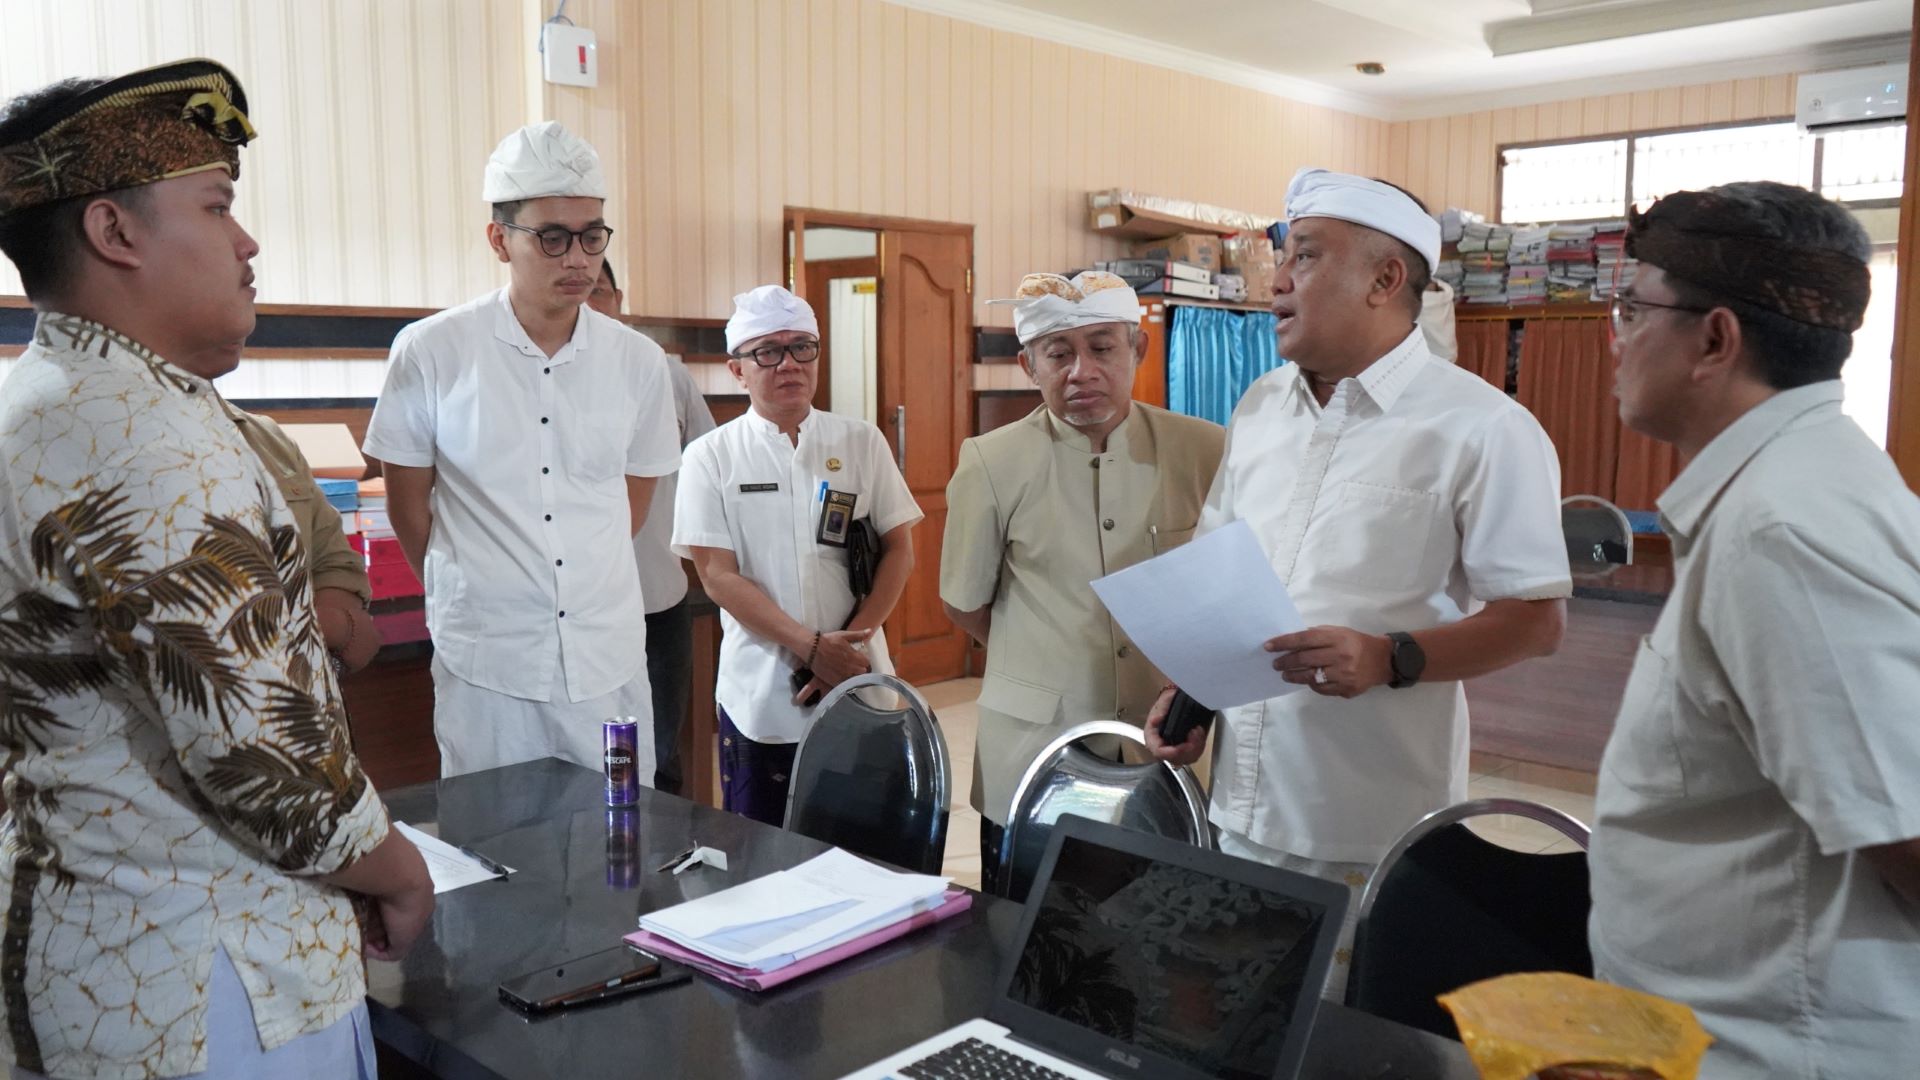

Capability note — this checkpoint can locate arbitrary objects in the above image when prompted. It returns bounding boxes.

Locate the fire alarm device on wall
[543,24,598,88]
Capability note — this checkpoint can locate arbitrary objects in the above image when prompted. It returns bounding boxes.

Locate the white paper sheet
[1090,519,1306,711]
[394,821,514,894]
[638,848,949,970]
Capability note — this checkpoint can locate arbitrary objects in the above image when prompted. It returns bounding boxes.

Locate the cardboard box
[1243,261,1277,306]
[282,423,367,480]
[1222,232,1275,272]
[1126,233,1223,275]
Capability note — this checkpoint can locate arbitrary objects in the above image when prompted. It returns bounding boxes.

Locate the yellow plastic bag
[1437,972,1712,1080]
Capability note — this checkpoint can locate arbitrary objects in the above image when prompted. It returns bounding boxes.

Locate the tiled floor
[924,678,1598,893]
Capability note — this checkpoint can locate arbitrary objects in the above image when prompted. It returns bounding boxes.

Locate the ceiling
[887,0,1911,120]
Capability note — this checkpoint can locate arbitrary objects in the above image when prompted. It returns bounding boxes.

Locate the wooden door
[877,228,973,683]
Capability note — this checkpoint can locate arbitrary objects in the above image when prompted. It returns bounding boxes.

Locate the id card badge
[817,489,857,547]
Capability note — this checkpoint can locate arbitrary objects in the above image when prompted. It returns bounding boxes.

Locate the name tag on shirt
[739,483,780,493]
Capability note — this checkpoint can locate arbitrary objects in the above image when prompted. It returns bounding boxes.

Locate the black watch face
[1392,635,1425,684]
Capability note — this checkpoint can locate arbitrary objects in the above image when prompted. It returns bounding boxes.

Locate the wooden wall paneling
[1515,317,1619,499]
[1885,8,1920,490]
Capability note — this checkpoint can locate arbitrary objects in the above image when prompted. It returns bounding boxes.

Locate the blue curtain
[1167,306,1285,426]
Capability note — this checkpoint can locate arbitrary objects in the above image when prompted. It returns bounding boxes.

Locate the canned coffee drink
[603,717,640,806]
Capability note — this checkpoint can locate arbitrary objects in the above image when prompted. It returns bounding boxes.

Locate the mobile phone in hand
[1157,688,1217,746]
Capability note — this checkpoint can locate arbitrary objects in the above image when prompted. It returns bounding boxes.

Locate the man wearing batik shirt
[0,61,430,1079]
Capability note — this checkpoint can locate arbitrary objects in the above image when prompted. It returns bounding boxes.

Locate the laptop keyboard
[894,1036,1076,1079]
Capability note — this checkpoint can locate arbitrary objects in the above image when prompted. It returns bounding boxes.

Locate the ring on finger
[1313,667,1328,686]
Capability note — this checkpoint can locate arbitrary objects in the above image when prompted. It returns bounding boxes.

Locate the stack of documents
[626,849,970,991]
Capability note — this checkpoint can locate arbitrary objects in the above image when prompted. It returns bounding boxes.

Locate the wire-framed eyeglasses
[1609,293,1714,337]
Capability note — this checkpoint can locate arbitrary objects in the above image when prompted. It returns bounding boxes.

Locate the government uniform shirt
[362,289,679,702]
[1590,382,1920,1079]
[672,407,922,743]
[1201,330,1569,864]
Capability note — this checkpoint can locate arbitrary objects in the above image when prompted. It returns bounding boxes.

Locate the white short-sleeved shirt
[672,407,922,743]
[1201,329,1570,864]
[1590,382,1920,1079]
[633,352,717,614]
[362,289,680,702]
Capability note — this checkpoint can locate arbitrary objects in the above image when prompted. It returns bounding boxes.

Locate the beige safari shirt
[224,407,371,603]
[941,403,1224,823]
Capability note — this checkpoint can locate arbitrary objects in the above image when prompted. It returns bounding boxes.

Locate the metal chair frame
[781,672,952,869]
[994,719,1212,898]
[1562,493,1634,567]
[1355,796,1591,928]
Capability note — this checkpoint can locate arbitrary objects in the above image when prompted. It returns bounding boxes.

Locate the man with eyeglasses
[672,285,921,824]
[363,122,680,779]
[941,270,1224,886]
[1590,181,1920,1078]
[587,261,717,795]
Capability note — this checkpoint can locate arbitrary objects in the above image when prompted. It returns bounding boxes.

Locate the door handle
[893,405,908,473]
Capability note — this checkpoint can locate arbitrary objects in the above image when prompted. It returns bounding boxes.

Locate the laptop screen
[1005,833,1331,1080]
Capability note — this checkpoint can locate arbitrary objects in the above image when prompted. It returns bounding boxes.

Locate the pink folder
[624,887,974,992]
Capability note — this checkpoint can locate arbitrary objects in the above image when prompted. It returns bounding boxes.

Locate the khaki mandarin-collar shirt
[1591,381,1920,1079]
[223,407,371,603]
[0,315,389,1079]
[941,403,1225,823]
[1201,331,1570,864]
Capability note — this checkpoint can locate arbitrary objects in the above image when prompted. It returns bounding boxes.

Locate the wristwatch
[1385,631,1425,689]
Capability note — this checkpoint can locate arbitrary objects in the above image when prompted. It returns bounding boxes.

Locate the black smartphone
[790,667,824,707]
[498,946,690,1014]
[1157,688,1217,746]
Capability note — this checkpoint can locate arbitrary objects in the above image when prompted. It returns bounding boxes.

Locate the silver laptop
[841,815,1348,1080]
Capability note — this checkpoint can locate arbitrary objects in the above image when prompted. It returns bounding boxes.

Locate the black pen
[458,845,512,879]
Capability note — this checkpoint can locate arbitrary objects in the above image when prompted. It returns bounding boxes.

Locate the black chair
[782,673,951,875]
[1563,494,1633,572]
[1347,798,1593,1040]
[995,720,1211,903]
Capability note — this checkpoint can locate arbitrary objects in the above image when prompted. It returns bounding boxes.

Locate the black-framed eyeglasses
[500,221,614,258]
[734,339,821,367]
[1609,293,1715,337]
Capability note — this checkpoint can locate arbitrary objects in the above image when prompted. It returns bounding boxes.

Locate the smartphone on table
[498,946,691,1014]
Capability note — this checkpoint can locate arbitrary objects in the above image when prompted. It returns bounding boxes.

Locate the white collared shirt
[1201,329,1570,863]
[633,353,717,614]
[1590,382,1920,1079]
[363,288,680,702]
[672,407,922,743]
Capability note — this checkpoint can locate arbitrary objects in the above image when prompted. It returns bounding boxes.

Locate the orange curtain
[1455,320,1509,390]
[1515,317,1619,500]
[1613,427,1684,511]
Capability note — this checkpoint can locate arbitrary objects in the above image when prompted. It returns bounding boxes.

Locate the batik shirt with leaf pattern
[0,314,389,1079]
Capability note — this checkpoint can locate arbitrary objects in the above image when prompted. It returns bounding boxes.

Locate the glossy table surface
[367,758,1478,1080]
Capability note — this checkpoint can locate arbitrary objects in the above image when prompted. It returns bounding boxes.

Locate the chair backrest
[1347,798,1594,1040]
[1562,494,1632,570]
[994,720,1211,902]
[782,673,951,875]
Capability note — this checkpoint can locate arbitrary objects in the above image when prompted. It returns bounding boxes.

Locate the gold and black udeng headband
[0,58,257,217]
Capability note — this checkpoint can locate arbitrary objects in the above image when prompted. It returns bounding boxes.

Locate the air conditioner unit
[1796,63,1906,133]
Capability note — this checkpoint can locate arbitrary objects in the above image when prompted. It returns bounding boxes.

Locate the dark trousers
[645,599,693,795]
[718,706,800,826]
[980,818,1007,895]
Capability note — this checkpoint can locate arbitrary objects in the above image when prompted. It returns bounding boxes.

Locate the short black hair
[0,77,152,299]
[491,200,525,225]
[600,261,618,290]
[1658,181,1872,390]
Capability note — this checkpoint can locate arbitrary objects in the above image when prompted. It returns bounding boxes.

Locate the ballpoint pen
[458,845,513,879]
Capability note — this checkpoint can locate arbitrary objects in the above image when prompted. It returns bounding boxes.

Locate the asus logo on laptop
[1103,1048,1142,1070]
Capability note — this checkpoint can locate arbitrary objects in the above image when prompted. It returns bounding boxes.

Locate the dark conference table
[367,758,1479,1080]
